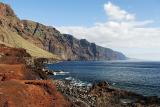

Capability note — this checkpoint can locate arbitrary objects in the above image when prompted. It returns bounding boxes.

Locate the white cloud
[104,1,135,21]
[57,2,160,61]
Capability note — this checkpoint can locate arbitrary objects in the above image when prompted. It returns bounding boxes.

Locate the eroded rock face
[21,21,127,60]
[0,3,23,34]
[0,3,15,17]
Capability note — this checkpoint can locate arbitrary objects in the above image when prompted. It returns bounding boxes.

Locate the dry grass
[0,26,61,59]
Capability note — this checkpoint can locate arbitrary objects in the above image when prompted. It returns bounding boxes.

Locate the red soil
[0,44,31,57]
[0,64,39,81]
[0,44,31,64]
[0,80,70,107]
[0,44,70,107]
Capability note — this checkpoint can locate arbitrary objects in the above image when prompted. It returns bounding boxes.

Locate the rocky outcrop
[0,2,16,17]
[90,81,160,107]
[0,44,31,57]
[0,44,31,64]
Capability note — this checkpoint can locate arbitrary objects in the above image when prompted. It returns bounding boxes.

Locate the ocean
[47,61,160,97]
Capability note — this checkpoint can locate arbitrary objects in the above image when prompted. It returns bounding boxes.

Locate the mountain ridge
[21,20,127,60]
[0,2,126,60]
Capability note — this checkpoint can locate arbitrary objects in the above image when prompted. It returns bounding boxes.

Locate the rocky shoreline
[53,79,160,107]
[54,80,96,107]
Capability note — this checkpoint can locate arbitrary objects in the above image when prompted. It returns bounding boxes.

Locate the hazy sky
[2,0,160,61]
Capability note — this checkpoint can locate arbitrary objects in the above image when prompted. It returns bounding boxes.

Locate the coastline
[53,79,160,107]
[0,44,160,107]
[47,61,160,107]
[0,1,159,107]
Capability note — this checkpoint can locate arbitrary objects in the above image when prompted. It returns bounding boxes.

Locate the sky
[2,0,160,61]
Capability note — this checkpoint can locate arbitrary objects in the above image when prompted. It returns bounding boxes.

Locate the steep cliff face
[62,34,126,60]
[22,21,126,60]
[0,2,126,60]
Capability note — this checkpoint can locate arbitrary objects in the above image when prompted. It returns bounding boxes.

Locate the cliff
[0,3,60,59]
[21,20,126,60]
[0,2,126,60]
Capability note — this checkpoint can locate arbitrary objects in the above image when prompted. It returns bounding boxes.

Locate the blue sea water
[47,61,160,97]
